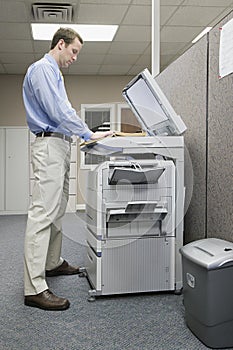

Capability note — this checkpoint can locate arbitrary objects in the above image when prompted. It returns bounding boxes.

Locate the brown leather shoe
[24,289,70,311]
[46,260,80,277]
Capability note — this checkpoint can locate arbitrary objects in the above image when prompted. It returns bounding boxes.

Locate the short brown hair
[50,27,83,49]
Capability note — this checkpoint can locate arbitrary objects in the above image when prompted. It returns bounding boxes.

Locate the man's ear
[58,39,65,50]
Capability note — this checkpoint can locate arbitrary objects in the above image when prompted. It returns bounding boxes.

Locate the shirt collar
[44,53,62,80]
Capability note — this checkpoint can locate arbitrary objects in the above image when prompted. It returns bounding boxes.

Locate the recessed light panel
[31,23,118,41]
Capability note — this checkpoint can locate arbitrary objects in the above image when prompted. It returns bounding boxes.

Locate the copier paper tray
[109,167,165,185]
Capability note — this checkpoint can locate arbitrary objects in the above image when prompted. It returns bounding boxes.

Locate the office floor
[0,213,231,350]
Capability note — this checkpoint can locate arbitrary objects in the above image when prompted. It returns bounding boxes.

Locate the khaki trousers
[24,137,71,295]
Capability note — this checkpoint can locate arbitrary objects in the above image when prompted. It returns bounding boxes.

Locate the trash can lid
[180,238,233,270]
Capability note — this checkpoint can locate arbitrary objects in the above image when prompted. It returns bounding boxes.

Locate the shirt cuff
[82,130,93,141]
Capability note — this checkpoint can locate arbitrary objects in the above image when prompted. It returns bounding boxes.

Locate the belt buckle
[38,131,45,138]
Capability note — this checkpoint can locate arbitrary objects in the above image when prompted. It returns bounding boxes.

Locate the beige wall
[0,73,133,207]
[0,74,132,126]
[0,75,26,126]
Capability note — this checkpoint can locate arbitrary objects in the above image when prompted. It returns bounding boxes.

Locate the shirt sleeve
[28,63,93,140]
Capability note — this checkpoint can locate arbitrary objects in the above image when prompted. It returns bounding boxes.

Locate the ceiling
[0,0,233,76]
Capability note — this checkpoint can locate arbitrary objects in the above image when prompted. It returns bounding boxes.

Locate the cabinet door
[0,129,4,211]
[5,128,29,212]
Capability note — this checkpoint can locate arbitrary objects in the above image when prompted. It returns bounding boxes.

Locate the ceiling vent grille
[32,3,73,22]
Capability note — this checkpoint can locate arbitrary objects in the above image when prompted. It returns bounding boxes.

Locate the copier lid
[122,68,187,136]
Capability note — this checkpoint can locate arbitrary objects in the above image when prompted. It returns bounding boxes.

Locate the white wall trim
[76,204,86,211]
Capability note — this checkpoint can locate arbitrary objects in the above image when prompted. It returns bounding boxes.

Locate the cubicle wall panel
[156,37,208,243]
[208,12,233,240]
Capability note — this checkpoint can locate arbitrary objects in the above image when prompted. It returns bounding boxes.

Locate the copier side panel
[84,235,176,295]
[101,236,175,295]
[85,242,102,292]
[86,164,106,238]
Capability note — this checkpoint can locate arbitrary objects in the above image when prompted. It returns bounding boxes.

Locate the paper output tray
[106,201,167,224]
[108,167,165,185]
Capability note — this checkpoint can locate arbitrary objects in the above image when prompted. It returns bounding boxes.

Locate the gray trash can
[180,238,233,349]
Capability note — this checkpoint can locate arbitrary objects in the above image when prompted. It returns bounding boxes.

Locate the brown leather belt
[36,132,72,143]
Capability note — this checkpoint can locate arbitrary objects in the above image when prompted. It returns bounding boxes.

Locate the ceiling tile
[0,0,27,22]
[161,0,184,4]
[0,64,5,73]
[127,65,148,75]
[3,63,28,74]
[99,64,132,75]
[160,42,188,55]
[182,0,233,6]
[103,54,139,65]
[80,0,131,3]
[34,53,46,61]
[80,42,111,55]
[33,41,51,53]
[75,54,104,65]
[0,40,33,53]
[122,5,151,25]
[135,54,151,66]
[0,52,35,64]
[132,0,151,4]
[143,44,152,55]
[161,6,179,25]
[0,23,31,40]
[114,26,151,42]
[108,41,149,55]
[65,64,100,75]
[167,6,228,26]
[208,8,233,26]
[160,53,178,67]
[77,4,128,24]
[161,26,205,42]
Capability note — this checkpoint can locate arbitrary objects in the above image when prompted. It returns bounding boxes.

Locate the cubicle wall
[208,12,233,240]
[155,11,233,243]
[156,36,208,243]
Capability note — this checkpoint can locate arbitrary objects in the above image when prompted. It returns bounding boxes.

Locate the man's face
[58,37,82,68]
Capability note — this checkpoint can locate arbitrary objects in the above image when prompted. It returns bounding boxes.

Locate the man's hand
[90,130,114,140]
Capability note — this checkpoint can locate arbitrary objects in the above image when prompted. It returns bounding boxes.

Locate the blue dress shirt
[23,54,93,140]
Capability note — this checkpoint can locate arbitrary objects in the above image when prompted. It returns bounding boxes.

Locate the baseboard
[76,204,86,211]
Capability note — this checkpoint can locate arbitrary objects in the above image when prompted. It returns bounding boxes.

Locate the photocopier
[80,68,187,300]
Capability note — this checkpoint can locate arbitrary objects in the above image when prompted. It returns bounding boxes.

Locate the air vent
[32,3,73,22]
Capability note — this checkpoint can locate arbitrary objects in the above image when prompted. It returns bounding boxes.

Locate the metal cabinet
[0,127,29,214]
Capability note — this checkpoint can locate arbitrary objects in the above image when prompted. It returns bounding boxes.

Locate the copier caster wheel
[174,287,183,295]
[88,295,96,302]
[78,266,87,278]
[88,289,97,302]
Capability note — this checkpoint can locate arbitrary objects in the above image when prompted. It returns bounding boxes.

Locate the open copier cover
[81,68,187,300]
[81,68,186,157]
[122,68,186,136]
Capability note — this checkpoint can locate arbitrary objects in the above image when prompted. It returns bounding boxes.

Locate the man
[23,27,112,311]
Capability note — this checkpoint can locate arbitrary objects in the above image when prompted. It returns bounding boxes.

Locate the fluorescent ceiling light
[192,27,212,43]
[31,23,118,41]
